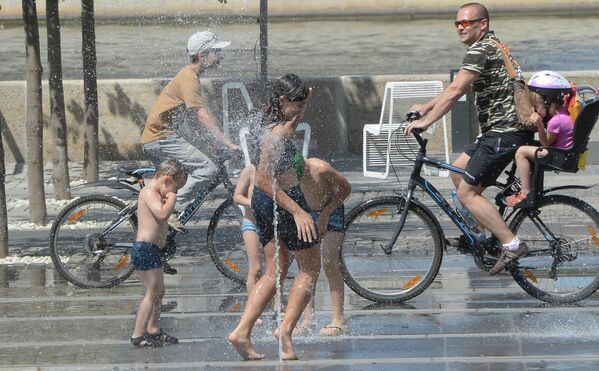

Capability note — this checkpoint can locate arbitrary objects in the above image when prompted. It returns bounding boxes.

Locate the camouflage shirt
[461,31,520,132]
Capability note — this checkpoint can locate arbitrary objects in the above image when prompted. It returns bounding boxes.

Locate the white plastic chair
[363,81,450,179]
[222,82,255,138]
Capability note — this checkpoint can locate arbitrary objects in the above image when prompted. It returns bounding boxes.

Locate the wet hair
[459,2,490,23]
[263,74,310,121]
[190,54,199,63]
[155,159,188,182]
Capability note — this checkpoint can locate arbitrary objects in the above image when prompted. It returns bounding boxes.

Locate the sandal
[148,329,179,345]
[504,192,527,207]
[130,333,161,348]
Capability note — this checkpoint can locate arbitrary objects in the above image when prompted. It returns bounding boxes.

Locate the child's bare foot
[227,332,265,360]
[272,328,299,360]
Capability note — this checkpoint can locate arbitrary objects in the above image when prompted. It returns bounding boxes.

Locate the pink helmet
[528,70,572,103]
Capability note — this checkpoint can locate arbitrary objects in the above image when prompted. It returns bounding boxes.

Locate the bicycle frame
[174,162,236,233]
[392,124,595,255]
[99,160,236,243]
[391,131,488,251]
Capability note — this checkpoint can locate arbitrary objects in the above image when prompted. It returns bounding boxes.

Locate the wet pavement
[4,158,599,369]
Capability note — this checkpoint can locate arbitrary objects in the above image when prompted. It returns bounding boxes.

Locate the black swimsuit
[251,123,316,250]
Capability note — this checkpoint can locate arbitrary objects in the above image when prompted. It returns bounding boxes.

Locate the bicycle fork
[382,186,417,255]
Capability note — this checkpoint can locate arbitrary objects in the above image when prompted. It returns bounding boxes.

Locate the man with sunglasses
[141,31,243,205]
[405,3,533,275]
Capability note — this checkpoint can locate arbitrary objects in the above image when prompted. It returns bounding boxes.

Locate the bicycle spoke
[510,195,599,303]
[50,196,137,288]
[340,197,443,303]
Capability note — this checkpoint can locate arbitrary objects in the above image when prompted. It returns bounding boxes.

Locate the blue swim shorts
[131,240,163,271]
[241,218,260,233]
[311,205,345,233]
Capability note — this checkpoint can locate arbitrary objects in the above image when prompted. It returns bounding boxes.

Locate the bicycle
[49,157,251,288]
[340,99,599,304]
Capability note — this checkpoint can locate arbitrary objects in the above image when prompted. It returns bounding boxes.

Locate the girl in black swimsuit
[228,74,319,361]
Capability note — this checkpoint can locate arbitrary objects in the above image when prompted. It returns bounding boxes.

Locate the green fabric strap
[293,151,305,181]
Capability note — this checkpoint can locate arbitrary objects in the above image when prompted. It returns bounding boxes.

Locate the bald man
[404,3,532,275]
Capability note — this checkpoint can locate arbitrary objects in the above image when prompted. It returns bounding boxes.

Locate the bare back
[301,158,346,210]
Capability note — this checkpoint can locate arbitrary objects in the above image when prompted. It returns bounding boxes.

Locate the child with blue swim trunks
[130,159,187,348]
[233,165,265,299]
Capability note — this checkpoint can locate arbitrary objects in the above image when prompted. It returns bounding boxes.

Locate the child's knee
[515,149,526,160]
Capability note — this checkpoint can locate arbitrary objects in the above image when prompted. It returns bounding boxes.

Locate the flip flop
[319,325,350,336]
[292,324,314,337]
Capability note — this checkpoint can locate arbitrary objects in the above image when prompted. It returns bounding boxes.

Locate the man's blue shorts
[131,241,163,271]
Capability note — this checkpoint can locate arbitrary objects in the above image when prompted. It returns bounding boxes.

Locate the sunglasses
[454,18,484,28]
[207,48,222,54]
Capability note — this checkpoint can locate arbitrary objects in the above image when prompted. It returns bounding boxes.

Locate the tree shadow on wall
[66,100,84,144]
[0,111,25,174]
[67,83,150,161]
[105,83,147,130]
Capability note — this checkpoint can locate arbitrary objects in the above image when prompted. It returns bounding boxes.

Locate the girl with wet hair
[228,74,319,361]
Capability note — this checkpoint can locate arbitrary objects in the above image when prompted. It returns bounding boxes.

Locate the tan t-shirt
[140,64,206,144]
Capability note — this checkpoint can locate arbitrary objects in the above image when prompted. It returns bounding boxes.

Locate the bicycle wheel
[340,196,444,303]
[207,198,248,285]
[49,195,137,288]
[509,195,599,303]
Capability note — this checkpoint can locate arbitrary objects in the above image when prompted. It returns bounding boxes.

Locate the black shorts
[251,186,319,251]
[463,130,532,187]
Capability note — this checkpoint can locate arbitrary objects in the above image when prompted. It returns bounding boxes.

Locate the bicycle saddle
[118,167,156,179]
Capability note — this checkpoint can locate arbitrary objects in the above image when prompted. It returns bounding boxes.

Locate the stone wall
[1,72,598,164]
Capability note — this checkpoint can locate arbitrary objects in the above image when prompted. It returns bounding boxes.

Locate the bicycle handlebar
[404,110,428,149]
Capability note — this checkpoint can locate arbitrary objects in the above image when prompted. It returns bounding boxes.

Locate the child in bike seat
[130,159,187,348]
[505,70,576,207]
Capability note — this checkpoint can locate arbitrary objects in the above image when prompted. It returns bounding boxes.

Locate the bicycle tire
[340,196,444,303]
[49,195,137,288]
[206,198,248,285]
[509,195,599,303]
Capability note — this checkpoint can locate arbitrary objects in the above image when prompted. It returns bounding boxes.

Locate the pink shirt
[547,108,574,149]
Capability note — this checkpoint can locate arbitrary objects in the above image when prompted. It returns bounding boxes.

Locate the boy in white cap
[141,31,242,207]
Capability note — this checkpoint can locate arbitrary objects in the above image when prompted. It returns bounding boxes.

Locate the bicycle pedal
[171,225,188,234]
[163,266,178,275]
[162,262,178,275]
[449,235,471,254]
[168,215,187,233]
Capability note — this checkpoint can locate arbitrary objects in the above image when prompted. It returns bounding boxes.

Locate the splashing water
[271,176,284,362]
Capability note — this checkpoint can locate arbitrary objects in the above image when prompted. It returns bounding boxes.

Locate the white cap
[187,31,231,56]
